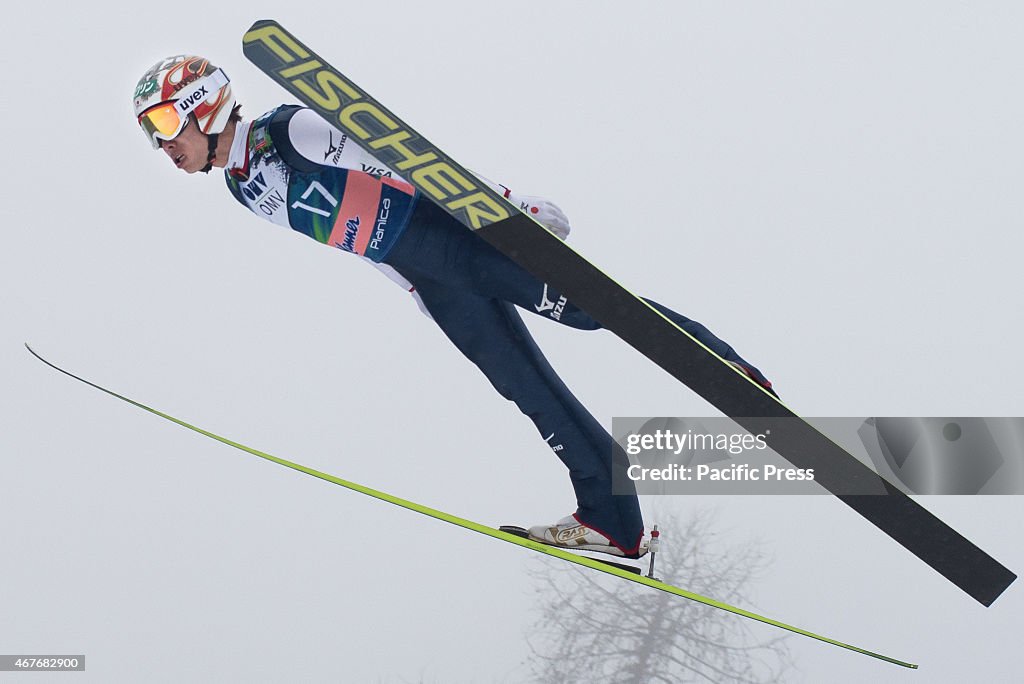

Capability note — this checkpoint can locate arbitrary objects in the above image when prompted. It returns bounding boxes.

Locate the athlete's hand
[470,170,572,240]
[517,195,571,240]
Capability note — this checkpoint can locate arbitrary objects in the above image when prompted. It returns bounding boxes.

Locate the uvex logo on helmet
[176,85,210,115]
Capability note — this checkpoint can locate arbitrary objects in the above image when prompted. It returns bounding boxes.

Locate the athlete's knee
[466,357,541,408]
[557,312,602,330]
[544,301,602,330]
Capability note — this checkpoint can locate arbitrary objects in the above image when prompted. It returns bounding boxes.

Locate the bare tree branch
[524,505,793,683]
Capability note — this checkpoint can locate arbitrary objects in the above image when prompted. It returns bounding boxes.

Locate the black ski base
[499,525,642,575]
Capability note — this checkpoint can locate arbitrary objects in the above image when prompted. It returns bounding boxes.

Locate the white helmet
[133,55,235,170]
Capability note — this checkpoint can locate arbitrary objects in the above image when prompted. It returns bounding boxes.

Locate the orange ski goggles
[138,101,190,146]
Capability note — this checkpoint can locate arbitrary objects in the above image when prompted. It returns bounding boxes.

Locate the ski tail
[26,343,917,669]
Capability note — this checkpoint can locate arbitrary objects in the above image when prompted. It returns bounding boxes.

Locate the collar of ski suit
[225,119,254,179]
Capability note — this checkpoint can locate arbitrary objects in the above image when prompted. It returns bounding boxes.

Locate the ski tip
[242,19,282,44]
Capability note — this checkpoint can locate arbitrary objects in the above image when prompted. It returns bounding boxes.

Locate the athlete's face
[158,116,209,174]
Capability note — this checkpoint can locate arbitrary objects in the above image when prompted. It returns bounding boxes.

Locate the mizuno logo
[324,130,348,163]
[535,284,567,321]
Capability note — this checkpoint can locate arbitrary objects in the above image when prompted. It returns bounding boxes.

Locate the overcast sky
[3,2,1023,682]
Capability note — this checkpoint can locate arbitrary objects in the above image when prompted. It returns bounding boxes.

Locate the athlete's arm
[276,108,569,239]
[469,171,571,240]
[283,107,411,181]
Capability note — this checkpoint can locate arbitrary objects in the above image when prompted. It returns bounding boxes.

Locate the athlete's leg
[385,201,775,393]
[398,272,644,555]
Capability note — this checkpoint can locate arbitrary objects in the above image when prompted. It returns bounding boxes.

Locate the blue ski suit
[224,105,774,555]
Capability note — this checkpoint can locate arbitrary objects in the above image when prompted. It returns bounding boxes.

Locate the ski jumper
[224,105,773,554]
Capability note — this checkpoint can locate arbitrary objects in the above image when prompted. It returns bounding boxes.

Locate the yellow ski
[27,344,916,669]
